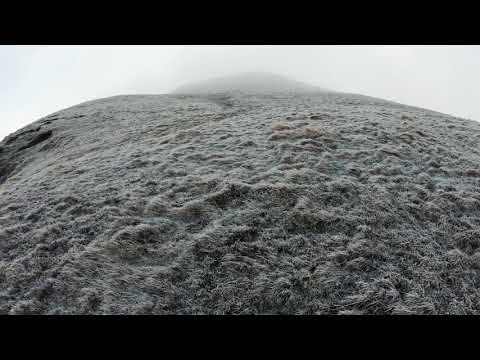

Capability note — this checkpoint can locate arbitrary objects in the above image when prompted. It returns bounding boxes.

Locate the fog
[2,45,480,141]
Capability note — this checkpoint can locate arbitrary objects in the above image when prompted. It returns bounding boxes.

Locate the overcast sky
[2,45,480,140]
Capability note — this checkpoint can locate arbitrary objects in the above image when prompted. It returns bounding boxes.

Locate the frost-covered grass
[1,91,480,314]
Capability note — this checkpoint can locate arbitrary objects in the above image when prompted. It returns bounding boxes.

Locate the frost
[1,88,480,314]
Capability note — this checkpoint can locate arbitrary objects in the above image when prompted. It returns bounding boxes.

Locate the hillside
[1,85,480,314]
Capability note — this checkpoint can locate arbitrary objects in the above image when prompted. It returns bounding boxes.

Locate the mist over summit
[173,72,328,94]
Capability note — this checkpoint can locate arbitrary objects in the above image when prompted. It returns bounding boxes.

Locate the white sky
[2,45,480,141]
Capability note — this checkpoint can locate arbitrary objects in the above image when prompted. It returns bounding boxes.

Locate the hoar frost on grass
[1,91,480,314]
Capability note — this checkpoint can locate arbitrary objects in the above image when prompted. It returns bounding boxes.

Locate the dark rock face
[1,90,480,314]
[0,161,14,185]
[0,124,54,185]
[18,130,53,151]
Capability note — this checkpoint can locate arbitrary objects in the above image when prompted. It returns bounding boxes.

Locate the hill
[1,82,480,314]
[173,72,328,94]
